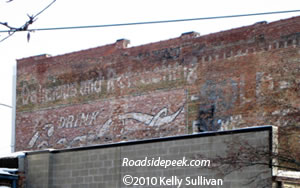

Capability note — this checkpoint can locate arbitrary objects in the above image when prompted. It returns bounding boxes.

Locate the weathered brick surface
[16,89,186,150]
[16,16,300,151]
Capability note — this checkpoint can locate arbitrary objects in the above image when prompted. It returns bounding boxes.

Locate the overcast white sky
[0,0,299,154]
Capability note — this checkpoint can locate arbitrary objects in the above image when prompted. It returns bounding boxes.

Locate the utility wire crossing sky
[0,9,300,33]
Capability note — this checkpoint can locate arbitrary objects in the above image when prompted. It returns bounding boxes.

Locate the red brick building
[16,16,300,152]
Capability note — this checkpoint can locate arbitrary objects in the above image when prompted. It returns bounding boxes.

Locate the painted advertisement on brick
[15,17,300,152]
[17,56,198,112]
[16,89,186,151]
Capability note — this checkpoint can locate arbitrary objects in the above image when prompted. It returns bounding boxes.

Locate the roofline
[25,125,274,155]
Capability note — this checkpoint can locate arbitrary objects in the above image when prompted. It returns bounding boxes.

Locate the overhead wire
[0,9,300,33]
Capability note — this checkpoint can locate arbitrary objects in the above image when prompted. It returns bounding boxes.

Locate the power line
[0,0,56,42]
[0,103,12,108]
[0,9,299,33]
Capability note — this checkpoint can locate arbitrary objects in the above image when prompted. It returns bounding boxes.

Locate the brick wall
[17,89,186,150]
[24,126,273,188]
[16,16,300,151]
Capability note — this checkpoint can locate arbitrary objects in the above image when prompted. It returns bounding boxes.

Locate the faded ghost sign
[16,89,186,150]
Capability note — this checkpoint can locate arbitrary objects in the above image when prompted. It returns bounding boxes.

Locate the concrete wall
[16,16,300,151]
[24,126,273,188]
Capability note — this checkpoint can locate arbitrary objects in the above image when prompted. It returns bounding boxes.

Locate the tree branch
[0,0,56,43]
[191,135,300,187]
